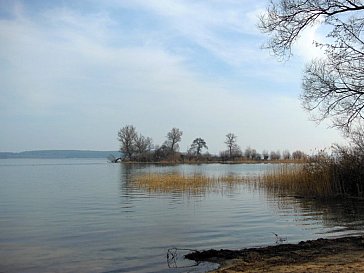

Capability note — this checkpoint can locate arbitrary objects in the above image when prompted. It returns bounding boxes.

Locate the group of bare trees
[117,126,183,161]
[117,126,306,162]
[117,125,153,161]
[117,125,212,162]
[219,132,306,161]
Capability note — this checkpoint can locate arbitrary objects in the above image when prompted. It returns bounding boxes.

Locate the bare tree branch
[260,0,364,130]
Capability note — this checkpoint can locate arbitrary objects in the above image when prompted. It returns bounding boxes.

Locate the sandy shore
[185,236,364,272]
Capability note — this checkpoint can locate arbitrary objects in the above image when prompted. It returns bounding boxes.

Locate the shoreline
[116,159,305,164]
[185,236,364,272]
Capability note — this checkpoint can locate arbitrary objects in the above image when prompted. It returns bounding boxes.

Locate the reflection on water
[0,160,364,273]
[266,192,364,237]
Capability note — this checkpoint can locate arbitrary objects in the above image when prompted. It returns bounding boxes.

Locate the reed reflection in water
[265,190,364,238]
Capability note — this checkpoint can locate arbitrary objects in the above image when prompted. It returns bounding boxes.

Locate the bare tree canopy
[135,134,153,155]
[118,125,153,161]
[224,133,241,158]
[118,125,137,160]
[259,0,364,58]
[189,138,208,155]
[259,0,364,130]
[165,128,183,152]
[347,122,364,150]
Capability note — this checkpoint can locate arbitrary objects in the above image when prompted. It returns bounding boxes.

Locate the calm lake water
[1,159,364,273]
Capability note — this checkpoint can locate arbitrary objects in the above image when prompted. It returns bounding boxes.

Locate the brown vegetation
[260,161,334,198]
[131,173,249,195]
[260,146,364,198]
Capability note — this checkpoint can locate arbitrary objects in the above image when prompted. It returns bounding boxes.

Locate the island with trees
[112,124,307,163]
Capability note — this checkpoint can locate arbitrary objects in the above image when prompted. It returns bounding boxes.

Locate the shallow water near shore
[1,159,364,273]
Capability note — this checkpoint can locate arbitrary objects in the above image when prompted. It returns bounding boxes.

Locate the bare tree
[282,149,291,160]
[270,150,281,160]
[165,128,183,153]
[134,134,153,159]
[347,122,364,151]
[118,125,137,160]
[259,0,364,130]
[292,150,306,160]
[251,148,258,160]
[225,133,240,158]
[262,150,269,160]
[244,146,252,159]
[188,138,208,156]
[255,153,262,160]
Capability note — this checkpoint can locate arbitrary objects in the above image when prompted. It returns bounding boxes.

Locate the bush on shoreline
[261,145,364,198]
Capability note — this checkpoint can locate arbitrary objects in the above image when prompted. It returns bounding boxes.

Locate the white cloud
[0,1,344,152]
[111,0,269,66]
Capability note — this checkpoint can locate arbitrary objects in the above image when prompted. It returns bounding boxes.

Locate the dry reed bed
[260,163,335,198]
[131,173,252,194]
[132,153,364,198]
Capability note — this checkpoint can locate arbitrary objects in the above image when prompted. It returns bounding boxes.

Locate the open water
[1,159,364,273]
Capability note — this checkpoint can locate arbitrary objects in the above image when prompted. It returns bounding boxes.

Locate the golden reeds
[132,151,363,198]
[260,163,334,198]
[131,173,249,194]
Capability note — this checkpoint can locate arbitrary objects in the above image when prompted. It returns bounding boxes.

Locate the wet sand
[185,236,364,272]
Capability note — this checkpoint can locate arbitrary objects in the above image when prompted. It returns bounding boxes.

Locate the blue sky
[0,0,344,154]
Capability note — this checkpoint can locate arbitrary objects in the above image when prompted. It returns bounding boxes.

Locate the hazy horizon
[0,0,345,154]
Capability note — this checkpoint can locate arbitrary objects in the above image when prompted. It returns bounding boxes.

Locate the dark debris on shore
[185,236,364,265]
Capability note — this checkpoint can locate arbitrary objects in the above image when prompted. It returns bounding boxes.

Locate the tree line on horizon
[115,125,307,162]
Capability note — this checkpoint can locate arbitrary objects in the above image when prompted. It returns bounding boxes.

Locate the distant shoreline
[0,150,305,164]
[116,159,305,164]
[0,150,120,159]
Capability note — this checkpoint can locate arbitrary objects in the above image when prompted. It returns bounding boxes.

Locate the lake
[1,159,364,273]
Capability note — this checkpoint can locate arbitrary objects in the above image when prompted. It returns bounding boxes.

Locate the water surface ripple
[1,159,364,273]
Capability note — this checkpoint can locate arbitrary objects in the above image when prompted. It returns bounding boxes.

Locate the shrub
[261,146,364,198]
